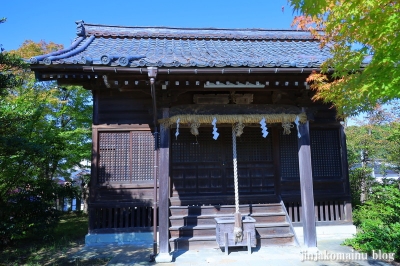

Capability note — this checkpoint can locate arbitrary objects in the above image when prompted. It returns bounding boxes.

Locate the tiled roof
[29,21,330,68]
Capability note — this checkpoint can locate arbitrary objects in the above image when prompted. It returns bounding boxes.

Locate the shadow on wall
[86,166,157,246]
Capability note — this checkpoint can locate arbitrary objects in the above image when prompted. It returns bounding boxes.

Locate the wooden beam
[159,108,171,256]
[297,119,317,247]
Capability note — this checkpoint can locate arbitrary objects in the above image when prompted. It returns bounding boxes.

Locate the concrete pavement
[70,238,396,266]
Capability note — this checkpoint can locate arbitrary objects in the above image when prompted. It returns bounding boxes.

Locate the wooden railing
[284,200,352,225]
[89,203,157,233]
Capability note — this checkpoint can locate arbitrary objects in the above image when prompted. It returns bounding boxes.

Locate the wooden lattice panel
[279,129,300,180]
[172,128,221,163]
[310,129,342,178]
[235,129,273,162]
[98,131,154,183]
[132,132,154,181]
[98,132,130,183]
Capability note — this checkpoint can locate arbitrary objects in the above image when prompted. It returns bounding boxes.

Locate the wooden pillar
[340,125,352,200]
[92,91,99,125]
[156,108,172,262]
[272,127,281,199]
[89,126,98,233]
[298,120,317,247]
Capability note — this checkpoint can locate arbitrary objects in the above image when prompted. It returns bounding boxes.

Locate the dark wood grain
[297,119,317,247]
[159,108,170,254]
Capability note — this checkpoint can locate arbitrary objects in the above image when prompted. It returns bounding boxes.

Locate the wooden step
[169,236,218,250]
[168,203,296,250]
[258,233,295,246]
[255,222,291,235]
[170,195,279,206]
[169,233,295,251]
[169,203,283,216]
[169,225,216,238]
[170,223,292,238]
[169,213,287,226]
[169,214,233,227]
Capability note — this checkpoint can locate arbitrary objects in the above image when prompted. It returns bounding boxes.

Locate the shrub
[344,179,400,260]
[0,178,60,245]
[349,166,374,208]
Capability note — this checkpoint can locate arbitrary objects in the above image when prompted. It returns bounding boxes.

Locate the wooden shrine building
[29,21,354,262]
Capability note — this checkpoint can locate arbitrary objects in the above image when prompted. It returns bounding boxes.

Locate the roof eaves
[29,36,85,64]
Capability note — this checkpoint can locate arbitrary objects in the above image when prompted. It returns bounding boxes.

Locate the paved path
[70,239,396,266]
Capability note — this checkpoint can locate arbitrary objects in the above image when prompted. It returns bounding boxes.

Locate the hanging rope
[232,124,243,243]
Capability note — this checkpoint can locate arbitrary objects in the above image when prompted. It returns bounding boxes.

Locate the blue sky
[1,0,297,51]
[1,1,365,125]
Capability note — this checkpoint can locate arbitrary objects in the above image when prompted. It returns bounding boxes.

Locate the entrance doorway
[171,127,276,205]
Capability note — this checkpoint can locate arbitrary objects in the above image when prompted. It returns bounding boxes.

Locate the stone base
[85,232,153,246]
[155,252,173,263]
[294,224,357,245]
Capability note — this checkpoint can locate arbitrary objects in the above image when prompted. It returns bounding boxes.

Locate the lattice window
[172,128,221,163]
[235,129,273,162]
[172,127,272,163]
[98,131,154,183]
[310,129,342,179]
[99,132,130,183]
[280,129,300,180]
[132,132,154,181]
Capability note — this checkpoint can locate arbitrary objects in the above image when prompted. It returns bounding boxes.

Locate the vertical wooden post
[89,126,98,233]
[340,125,352,203]
[272,127,281,199]
[92,91,99,125]
[298,119,317,247]
[156,108,172,262]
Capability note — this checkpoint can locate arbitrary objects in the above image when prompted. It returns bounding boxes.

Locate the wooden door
[171,127,276,204]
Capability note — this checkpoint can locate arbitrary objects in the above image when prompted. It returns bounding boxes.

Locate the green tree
[289,0,400,117]
[346,105,397,166]
[0,40,92,244]
[0,52,27,97]
[344,180,400,260]
[387,122,400,172]
[0,17,28,96]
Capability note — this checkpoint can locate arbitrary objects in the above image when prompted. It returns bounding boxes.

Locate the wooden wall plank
[135,207,140,227]
[345,201,353,222]
[97,90,153,125]
[334,201,340,221]
[108,208,112,229]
